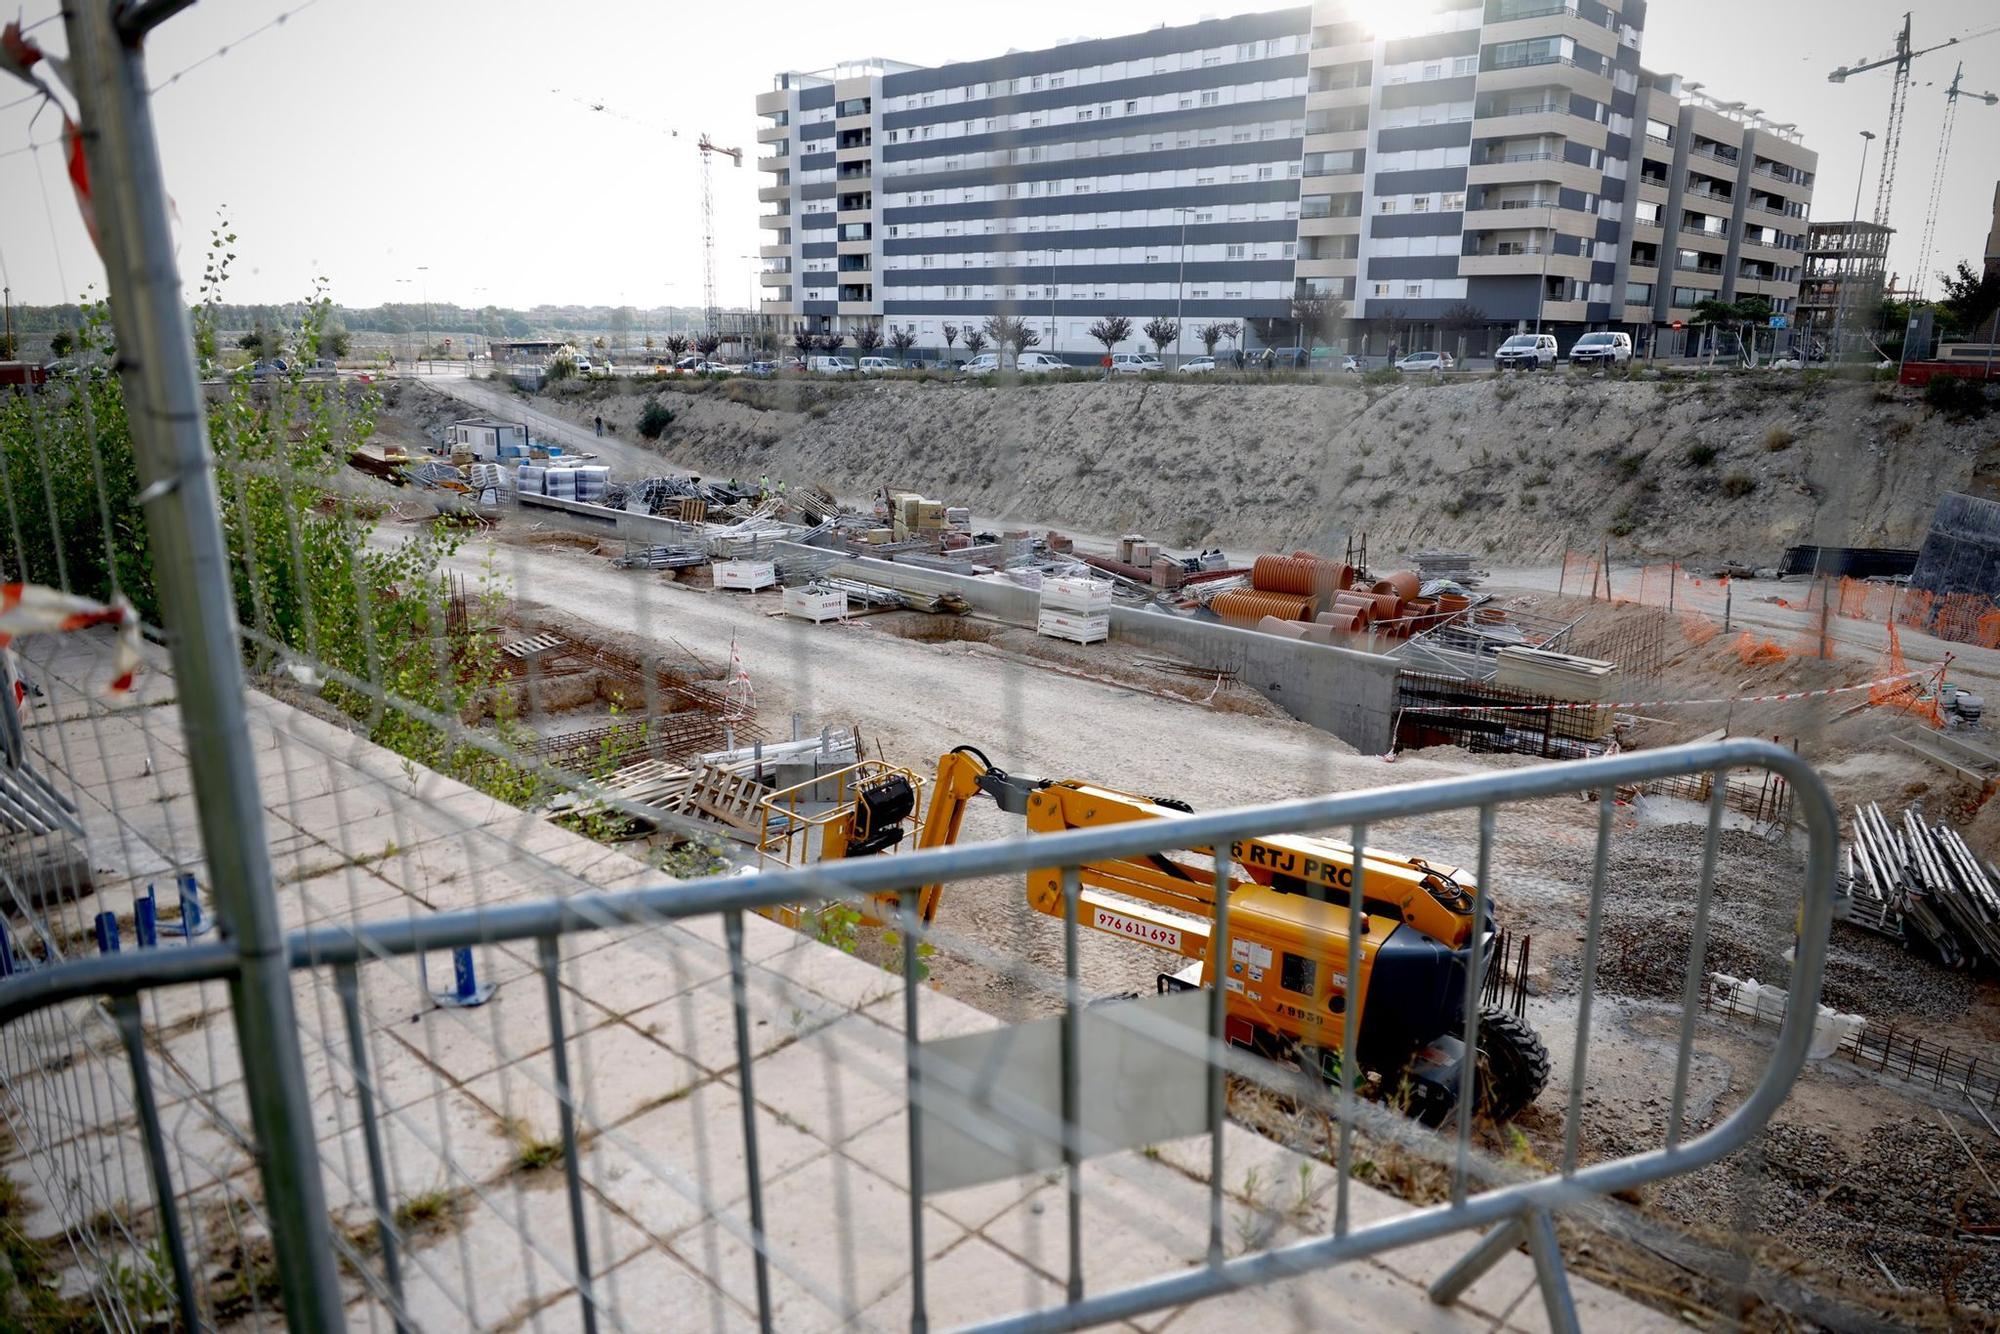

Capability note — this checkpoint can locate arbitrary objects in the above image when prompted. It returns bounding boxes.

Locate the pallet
[678,763,766,832]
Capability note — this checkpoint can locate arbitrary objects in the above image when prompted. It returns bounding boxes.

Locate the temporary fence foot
[1524,1209,1581,1334]
[1429,1217,1524,1306]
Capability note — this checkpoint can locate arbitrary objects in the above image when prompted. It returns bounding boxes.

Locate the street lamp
[1833,130,1875,360]
[1173,206,1190,364]
[393,278,414,367]
[417,265,431,373]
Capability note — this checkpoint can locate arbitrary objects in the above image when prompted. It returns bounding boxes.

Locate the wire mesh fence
[0,7,1900,1332]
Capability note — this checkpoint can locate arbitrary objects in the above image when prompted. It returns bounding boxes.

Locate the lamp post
[1174,206,1190,363]
[394,278,414,368]
[417,265,431,373]
[1050,248,1059,357]
[1833,130,1874,361]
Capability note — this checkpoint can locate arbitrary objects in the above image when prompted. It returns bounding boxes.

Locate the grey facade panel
[800,214,837,231]
[801,183,836,201]
[883,299,1291,319]
[801,273,837,289]
[883,181,1298,228]
[1373,167,1468,196]
[883,220,1298,255]
[802,242,836,258]
[888,138,1304,195]
[803,300,835,315]
[1376,124,1472,153]
[882,55,1308,132]
[881,99,1304,164]
[880,8,1310,96]
[800,86,834,110]
[1370,212,1465,238]
[883,260,1296,286]
[1379,75,1476,109]
[1465,275,1545,322]
[1383,29,1481,63]
[799,152,834,171]
[1363,256,1464,279]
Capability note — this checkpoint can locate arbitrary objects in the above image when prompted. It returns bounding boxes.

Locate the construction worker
[759,474,770,499]
[593,414,603,437]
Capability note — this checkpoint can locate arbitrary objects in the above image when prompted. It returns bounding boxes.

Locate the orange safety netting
[1680,611,1721,647]
[1634,562,1677,609]
[1559,550,1604,600]
[1735,632,1788,667]
[1899,590,2000,650]
[1870,622,1942,726]
[1835,577,1901,624]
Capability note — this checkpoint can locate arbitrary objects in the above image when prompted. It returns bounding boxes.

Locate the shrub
[1362,367,1401,386]
[636,398,674,440]
[1684,441,1720,467]
[1926,374,1993,418]
[1762,424,1796,451]
[1720,471,1756,497]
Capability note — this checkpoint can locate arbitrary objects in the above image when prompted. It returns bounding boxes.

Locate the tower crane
[1913,64,1999,299]
[1827,13,1980,232]
[697,135,744,337]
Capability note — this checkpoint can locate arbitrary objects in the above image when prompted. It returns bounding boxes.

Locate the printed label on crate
[1092,906,1182,951]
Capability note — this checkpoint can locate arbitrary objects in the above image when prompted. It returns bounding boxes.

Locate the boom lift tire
[1473,1009,1550,1121]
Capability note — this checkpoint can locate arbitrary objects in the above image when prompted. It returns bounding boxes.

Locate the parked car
[1567,331,1633,367]
[1017,351,1068,374]
[960,353,1003,375]
[1110,352,1164,374]
[807,354,857,374]
[1395,351,1455,373]
[1495,333,1558,369]
[1339,354,1364,373]
[858,355,896,375]
[747,361,778,376]
[1178,355,1217,374]
[1260,346,1310,369]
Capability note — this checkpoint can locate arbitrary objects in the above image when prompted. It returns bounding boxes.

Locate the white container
[1040,575,1113,615]
[782,586,848,622]
[714,560,777,591]
[1037,609,1108,644]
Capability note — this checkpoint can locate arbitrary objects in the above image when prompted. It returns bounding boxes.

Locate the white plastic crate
[1037,609,1109,644]
[782,586,848,622]
[714,560,777,591]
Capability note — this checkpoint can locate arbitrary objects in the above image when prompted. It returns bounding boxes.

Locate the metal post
[1833,132,1874,360]
[59,5,342,1328]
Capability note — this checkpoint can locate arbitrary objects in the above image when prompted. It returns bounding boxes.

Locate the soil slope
[418,373,1994,566]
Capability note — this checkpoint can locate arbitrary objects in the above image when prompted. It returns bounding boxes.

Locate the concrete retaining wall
[519,492,698,545]
[774,544,1397,751]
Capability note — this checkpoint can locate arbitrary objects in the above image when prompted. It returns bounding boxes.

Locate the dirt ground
[353,372,2000,1326]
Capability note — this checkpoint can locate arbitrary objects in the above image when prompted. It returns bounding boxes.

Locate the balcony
[758,210,791,230]
[837,163,873,182]
[1486,1,1579,20]
[758,183,790,203]
[836,144,873,165]
[759,269,792,286]
[757,122,789,144]
[757,150,790,173]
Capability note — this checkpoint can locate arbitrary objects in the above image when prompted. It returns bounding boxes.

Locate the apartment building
[756,3,1815,360]
[754,12,1313,360]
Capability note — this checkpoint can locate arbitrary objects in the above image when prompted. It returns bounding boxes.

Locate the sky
[2,0,1997,314]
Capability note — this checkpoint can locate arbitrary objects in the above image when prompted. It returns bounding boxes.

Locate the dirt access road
[404,531,1605,1014]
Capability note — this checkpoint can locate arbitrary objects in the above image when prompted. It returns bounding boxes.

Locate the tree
[48,330,75,360]
[608,305,635,350]
[791,325,816,365]
[644,335,657,354]
[592,335,608,358]
[1289,290,1345,365]
[817,331,847,357]
[980,314,1013,368]
[1088,316,1133,376]
[1689,299,1738,359]
[637,398,675,440]
[962,328,989,361]
[694,331,722,360]
[664,333,691,361]
[1197,322,1237,358]
[326,325,351,358]
[1939,260,2000,338]
[1011,316,1041,357]
[889,328,918,366]
[1141,317,1178,359]
[853,325,884,356]
[942,324,960,356]
[236,330,261,351]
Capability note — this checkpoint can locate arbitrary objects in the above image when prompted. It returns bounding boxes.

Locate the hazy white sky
[2,0,1996,312]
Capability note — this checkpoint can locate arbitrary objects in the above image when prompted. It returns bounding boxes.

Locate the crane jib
[1229,839,1354,890]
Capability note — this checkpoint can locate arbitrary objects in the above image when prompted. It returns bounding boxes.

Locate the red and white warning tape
[1402,669,1927,715]
[0,584,142,696]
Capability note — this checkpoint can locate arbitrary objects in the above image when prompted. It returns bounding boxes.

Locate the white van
[858,356,896,375]
[1568,331,1633,367]
[959,353,1003,375]
[807,355,857,374]
[1016,351,1068,374]
[1110,352,1164,374]
[1495,333,1557,369]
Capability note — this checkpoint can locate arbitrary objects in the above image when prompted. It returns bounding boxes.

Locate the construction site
[188,361,1973,1328]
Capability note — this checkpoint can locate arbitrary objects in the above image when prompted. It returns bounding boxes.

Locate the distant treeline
[4,301,715,338]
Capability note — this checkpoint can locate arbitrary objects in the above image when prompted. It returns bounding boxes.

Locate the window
[1280,953,1317,996]
[1257,165,1274,180]
[1412,195,1430,212]
[1200,91,1219,107]
[1126,100,1138,114]
[1405,284,1423,298]
[1379,198,1396,214]
[1442,191,1465,211]
[1226,244,1246,259]
[1373,282,1391,296]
